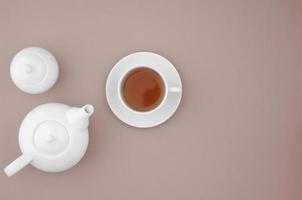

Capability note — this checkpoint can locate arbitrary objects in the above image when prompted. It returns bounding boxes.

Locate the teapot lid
[33,121,69,156]
[10,47,59,94]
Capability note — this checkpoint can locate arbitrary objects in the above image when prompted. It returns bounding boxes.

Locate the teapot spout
[66,104,94,129]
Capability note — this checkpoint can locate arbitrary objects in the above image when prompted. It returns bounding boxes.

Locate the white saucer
[106,52,182,128]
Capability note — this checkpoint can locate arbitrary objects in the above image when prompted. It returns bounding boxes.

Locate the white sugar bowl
[10,47,59,94]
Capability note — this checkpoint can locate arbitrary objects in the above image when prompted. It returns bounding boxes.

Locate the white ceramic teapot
[4,103,94,176]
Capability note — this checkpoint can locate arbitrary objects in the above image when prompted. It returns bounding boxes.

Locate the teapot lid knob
[45,134,55,143]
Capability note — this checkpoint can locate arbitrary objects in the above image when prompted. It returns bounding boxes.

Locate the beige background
[0,0,302,199]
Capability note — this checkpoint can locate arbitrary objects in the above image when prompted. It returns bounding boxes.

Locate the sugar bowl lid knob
[10,47,59,94]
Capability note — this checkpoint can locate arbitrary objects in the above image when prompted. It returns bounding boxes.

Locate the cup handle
[169,87,182,93]
[4,154,32,176]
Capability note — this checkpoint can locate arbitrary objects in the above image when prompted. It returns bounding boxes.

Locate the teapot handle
[4,154,32,176]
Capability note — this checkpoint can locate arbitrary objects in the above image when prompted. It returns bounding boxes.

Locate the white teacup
[106,52,182,128]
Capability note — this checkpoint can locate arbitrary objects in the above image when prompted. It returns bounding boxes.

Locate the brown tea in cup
[122,67,165,112]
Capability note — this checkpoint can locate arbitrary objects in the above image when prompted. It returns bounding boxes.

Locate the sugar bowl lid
[10,47,59,94]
